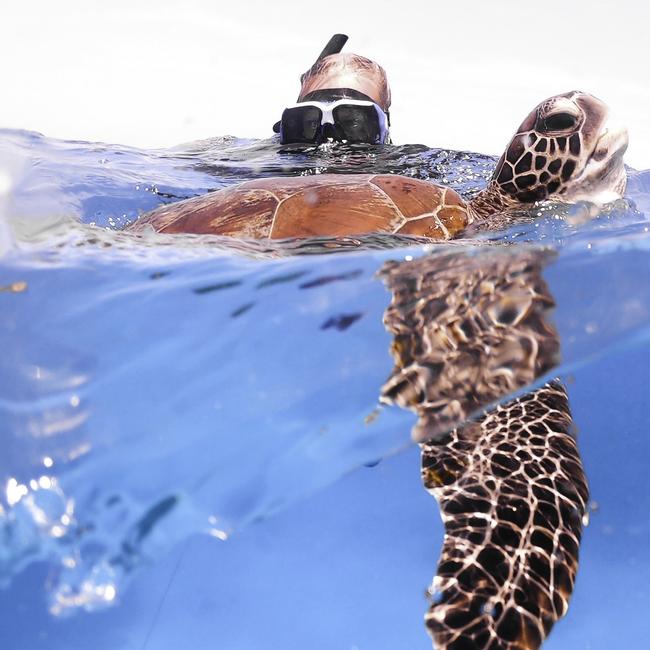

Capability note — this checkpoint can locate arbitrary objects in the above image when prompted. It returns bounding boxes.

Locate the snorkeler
[273,34,392,145]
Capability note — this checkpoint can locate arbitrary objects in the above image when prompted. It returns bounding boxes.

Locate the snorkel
[300,33,350,85]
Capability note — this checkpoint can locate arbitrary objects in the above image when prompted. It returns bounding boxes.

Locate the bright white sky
[2,0,649,167]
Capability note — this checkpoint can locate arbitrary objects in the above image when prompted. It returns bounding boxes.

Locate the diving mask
[278,97,390,145]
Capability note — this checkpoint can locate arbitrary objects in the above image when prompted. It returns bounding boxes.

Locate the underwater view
[4,0,650,641]
[1,120,650,649]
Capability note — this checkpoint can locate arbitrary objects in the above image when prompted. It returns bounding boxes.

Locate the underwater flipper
[380,249,589,649]
[422,381,588,649]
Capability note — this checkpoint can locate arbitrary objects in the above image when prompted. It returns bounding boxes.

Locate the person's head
[298,52,391,111]
[274,35,392,145]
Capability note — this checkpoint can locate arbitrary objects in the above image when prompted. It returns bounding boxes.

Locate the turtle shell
[129,174,469,240]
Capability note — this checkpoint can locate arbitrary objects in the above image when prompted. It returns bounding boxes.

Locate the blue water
[1,129,650,648]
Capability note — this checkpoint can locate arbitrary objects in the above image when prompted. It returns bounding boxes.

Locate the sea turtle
[128,91,628,239]
[128,92,627,649]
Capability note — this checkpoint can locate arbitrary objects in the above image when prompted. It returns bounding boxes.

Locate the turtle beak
[569,115,629,203]
[592,117,629,162]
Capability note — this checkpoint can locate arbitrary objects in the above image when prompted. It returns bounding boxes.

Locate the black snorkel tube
[304,33,349,82]
[317,33,349,60]
[273,34,349,133]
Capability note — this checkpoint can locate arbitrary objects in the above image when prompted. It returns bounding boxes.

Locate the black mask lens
[280,106,322,144]
[332,104,381,143]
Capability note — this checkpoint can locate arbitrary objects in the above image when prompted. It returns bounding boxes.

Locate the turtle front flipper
[379,248,589,649]
[423,381,588,649]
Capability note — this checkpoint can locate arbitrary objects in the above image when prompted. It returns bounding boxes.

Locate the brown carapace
[130,174,468,240]
[128,91,628,239]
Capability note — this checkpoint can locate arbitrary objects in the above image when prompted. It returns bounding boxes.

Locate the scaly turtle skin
[128,91,628,239]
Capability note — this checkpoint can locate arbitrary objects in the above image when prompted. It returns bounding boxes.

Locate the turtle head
[490,91,628,209]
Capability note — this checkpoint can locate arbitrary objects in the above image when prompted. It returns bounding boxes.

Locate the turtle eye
[540,112,578,132]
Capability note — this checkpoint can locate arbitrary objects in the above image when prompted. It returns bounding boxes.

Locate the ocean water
[1,130,649,649]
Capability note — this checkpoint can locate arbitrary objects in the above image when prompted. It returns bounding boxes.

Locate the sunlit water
[1,130,649,648]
